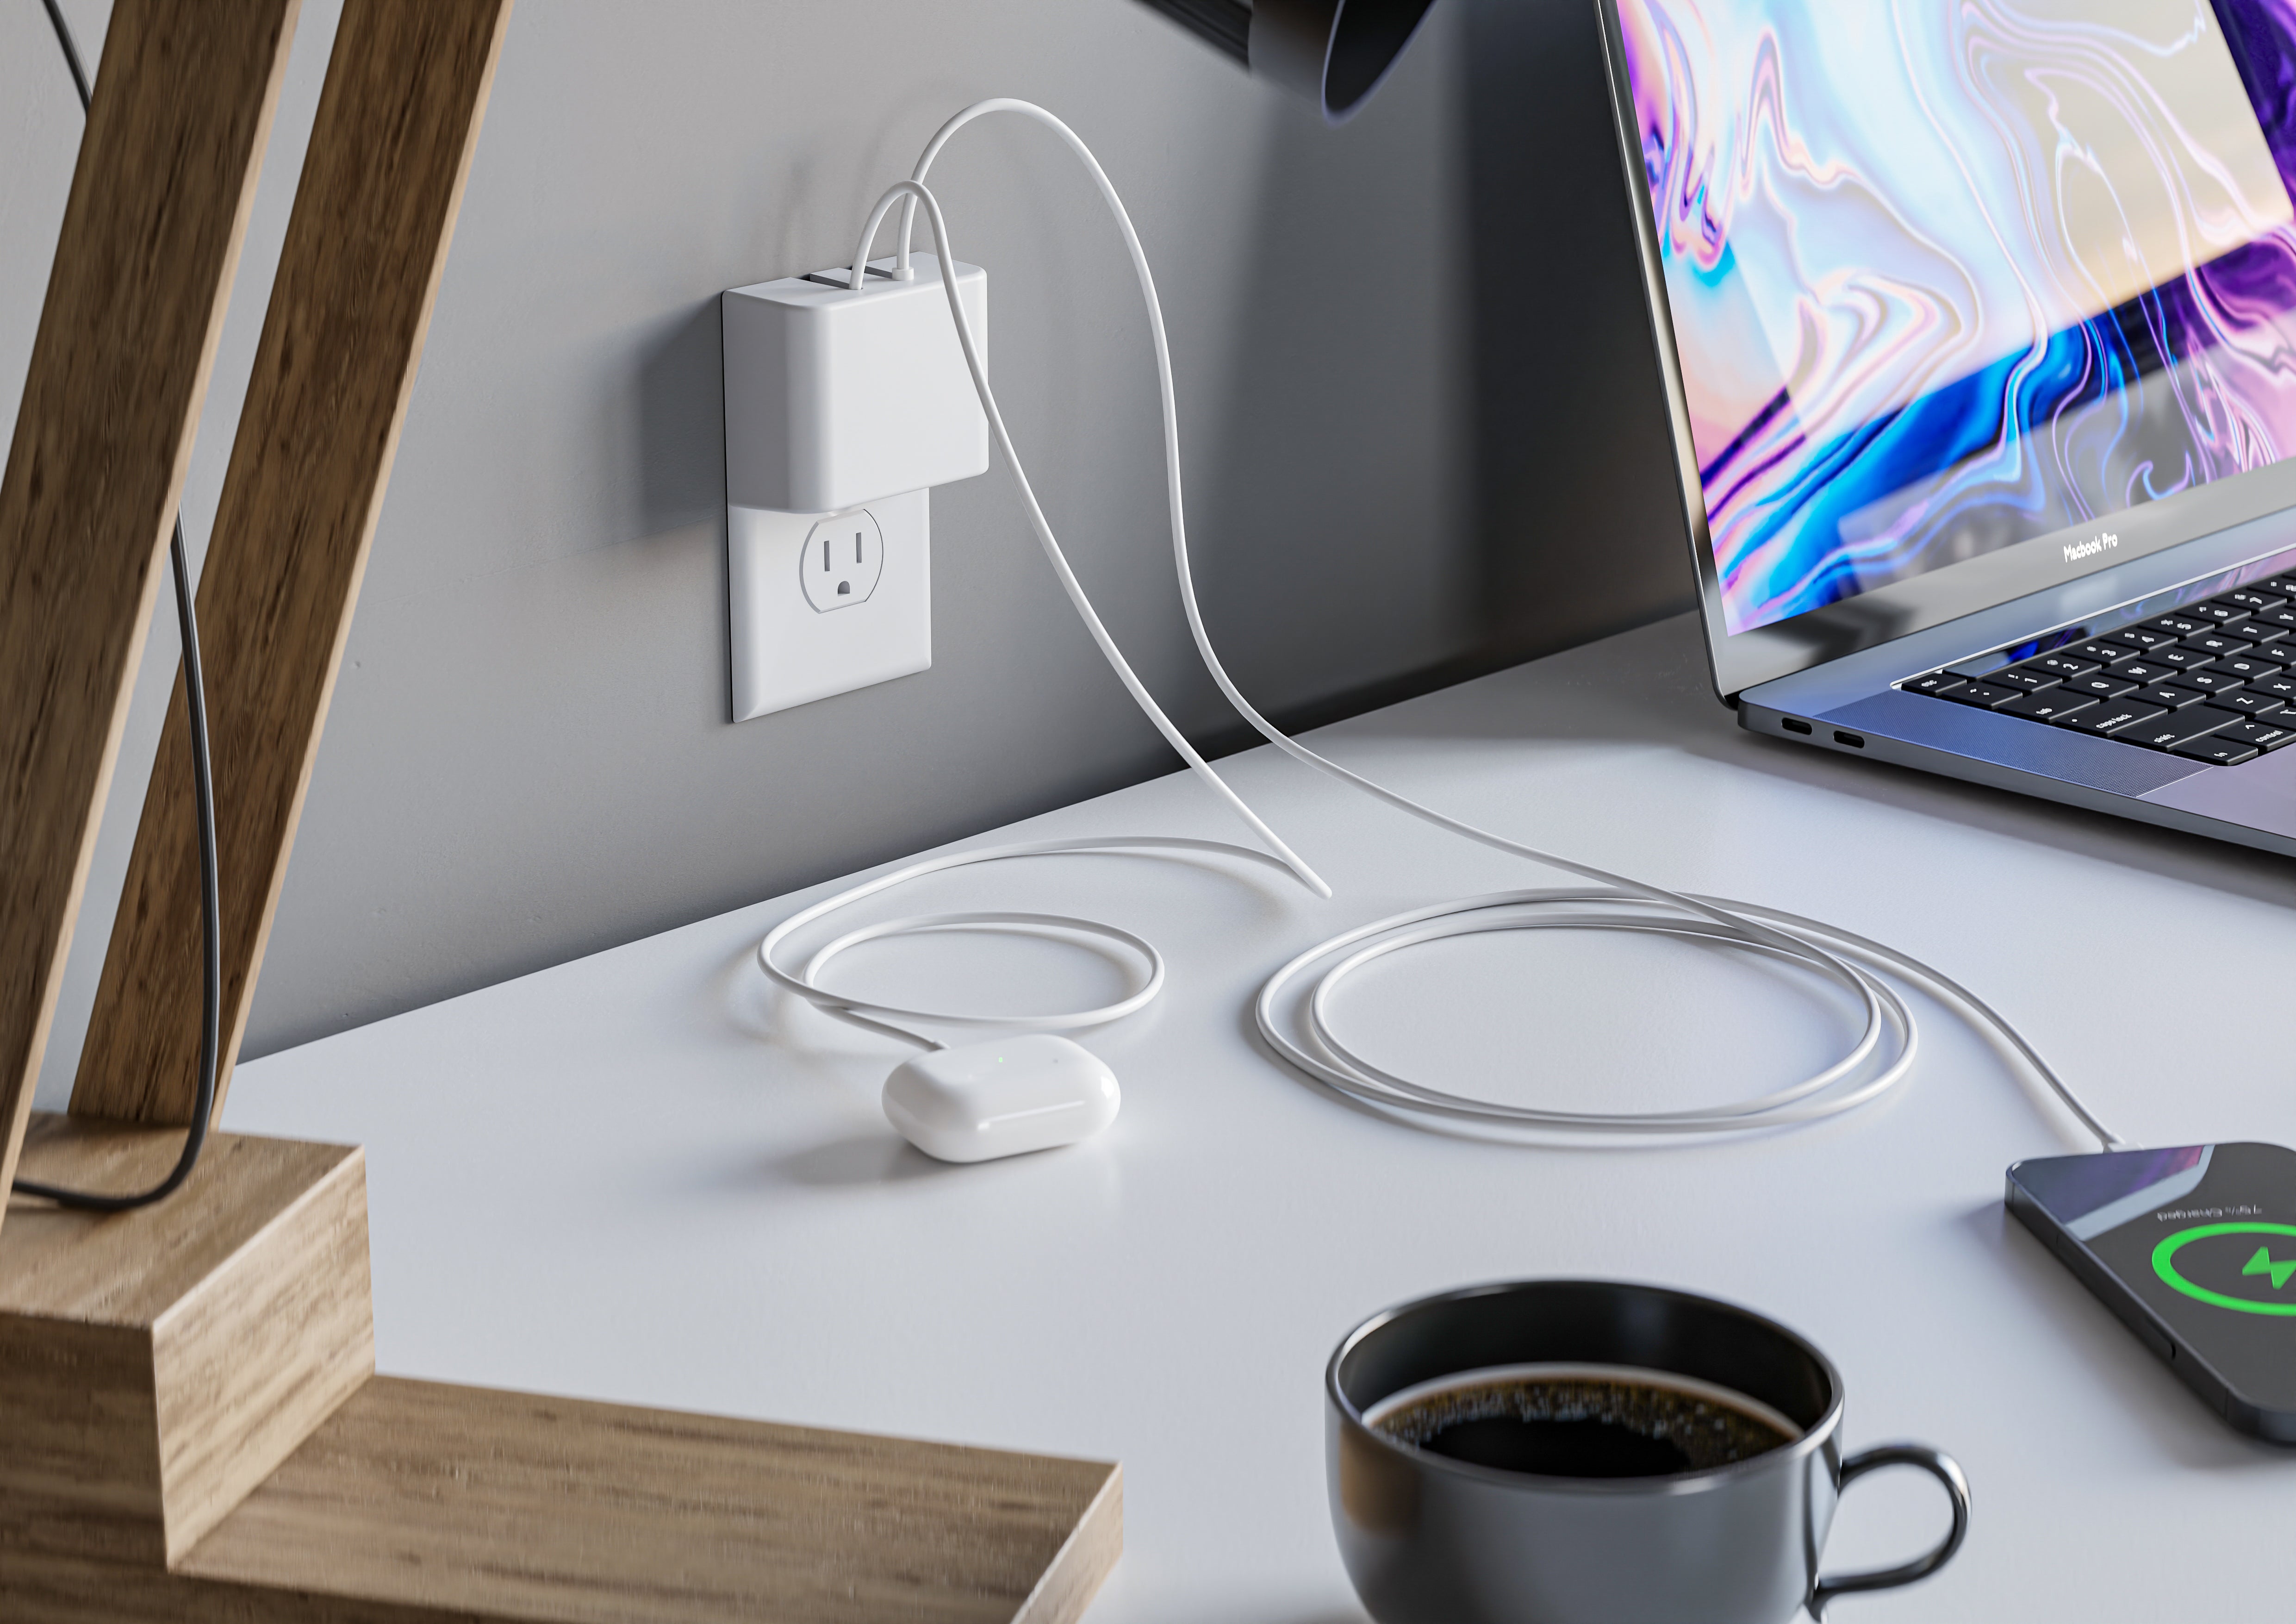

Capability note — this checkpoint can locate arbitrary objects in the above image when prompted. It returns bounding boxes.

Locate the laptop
[1595,0,2296,856]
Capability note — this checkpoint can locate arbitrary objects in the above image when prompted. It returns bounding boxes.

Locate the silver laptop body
[1596,0,2296,857]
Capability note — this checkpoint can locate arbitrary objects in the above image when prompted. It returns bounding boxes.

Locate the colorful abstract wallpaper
[1620,0,2296,633]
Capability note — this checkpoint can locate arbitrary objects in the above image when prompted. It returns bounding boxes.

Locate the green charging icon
[2153,1223,2296,1316]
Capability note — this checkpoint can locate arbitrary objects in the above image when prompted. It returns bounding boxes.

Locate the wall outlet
[729,487,930,720]
[800,507,884,611]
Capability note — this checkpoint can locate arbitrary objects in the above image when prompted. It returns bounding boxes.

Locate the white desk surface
[230,612,2296,1622]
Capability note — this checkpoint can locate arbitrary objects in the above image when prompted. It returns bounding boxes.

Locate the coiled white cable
[759,100,2128,1153]
[757,835,1290,1050]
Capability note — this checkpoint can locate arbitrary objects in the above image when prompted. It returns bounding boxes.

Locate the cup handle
[1807,1444,1971,1620]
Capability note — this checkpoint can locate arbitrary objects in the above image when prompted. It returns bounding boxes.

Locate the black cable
[15,0,225,1211]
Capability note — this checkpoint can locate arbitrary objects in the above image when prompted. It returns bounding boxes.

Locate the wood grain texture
[73,0,514,1126]
[0,1549,455,1624]
[6,1375,1121,1624]
[0,1314,165,1566]
[0,0,302,1237]
[2,1115,357,1324]
[182,1379,1122,1624]
[3,1121,1119,1623]
[148,1136,374,1560]
[1012,1463,1124,1624]
[1,1115,374,1566]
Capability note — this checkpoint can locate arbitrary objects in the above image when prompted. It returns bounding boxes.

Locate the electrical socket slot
[729,488,930,720]
[803,510,884,611]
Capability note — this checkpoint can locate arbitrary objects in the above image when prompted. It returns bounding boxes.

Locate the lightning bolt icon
[2242,1248,2296,1291]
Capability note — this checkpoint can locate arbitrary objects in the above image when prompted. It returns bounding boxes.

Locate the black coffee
[1371,1371,1795,1479]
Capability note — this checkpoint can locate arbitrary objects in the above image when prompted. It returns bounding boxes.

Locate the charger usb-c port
[1781,718,1813,735]
[1834,730,1865,748]
[803,265,899,288]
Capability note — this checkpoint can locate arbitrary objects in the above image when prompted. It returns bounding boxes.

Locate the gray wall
[6,0,1689,1103]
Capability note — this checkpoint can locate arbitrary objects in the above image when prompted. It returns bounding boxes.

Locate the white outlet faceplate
[729,488,930,720]
[800,508,884,611]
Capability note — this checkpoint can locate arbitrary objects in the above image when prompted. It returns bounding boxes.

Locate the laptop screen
[1616,0,2296,640]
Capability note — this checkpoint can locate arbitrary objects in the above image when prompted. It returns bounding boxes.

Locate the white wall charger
[720,252,989,718]
[722,252,988,514]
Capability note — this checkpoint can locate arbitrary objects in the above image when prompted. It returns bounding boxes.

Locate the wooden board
[73,0,514,1127]
[7,1386,1120,1624]
[1,1115,375,1566]
[3,1124,1120,1624]
[0,0,303,1235]
[180,1378,1124,1624]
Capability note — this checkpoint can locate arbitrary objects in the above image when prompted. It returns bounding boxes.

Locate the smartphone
[2006,1143,2296,1442]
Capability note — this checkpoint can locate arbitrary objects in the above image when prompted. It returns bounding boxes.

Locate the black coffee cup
[1326,1280,1969,1624]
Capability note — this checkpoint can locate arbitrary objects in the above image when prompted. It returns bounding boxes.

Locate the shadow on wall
[1193,0,1699,745]
[637,295,732,714]
[1465,0,1694,669]
[638,296,727,537]
[1191,40,1474,732]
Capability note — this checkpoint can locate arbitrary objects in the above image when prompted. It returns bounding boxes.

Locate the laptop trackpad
[2141,744,2296,839]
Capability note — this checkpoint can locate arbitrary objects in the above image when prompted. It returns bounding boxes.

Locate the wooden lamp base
[0,1115,1121,1624]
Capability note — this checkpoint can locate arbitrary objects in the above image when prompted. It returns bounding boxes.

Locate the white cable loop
[759,836,1292,1051]
[761,100,2129,1154]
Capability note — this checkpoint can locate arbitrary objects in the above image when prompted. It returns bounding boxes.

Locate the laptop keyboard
[1902,576,2296,767]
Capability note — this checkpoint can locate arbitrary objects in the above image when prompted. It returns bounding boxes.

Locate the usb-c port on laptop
[1833,730,1865,748]
[1781,718,1813,735]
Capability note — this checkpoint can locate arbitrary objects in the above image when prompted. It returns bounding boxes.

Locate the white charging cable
[761,100,2128,1152]
[757,835,1291,1049]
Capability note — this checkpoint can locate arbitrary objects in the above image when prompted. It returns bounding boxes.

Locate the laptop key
[2178,668,2245,693]
[2098,625,2176,650]
[2135,683,2208,709]
[2252,606,2296,634]
[2122,708,2235,750]
[2024,653,2102,678]
[1940,680,2022,707]
[2227,589,2289,613]
[2106,658,2177,685]
[2185,632,2255,657]
[2057,701,2165,736]
[2206,690,2285,718]
[2063,673,2139,699]
[2234,640,2294,664]
[2251,671,2296,700]
[2000,690,2097,721]
[2213,655,2282,681]
[2192,600,2252,626]
[2149,645,2217,671]
[2257,576,2296,599]
[2143,613,2211,637]
[1903,671,1966,697]
[2221,719,2296,750]
[2171,736,2260,765]
[1991,666,2060,691]
[2070,637,2145,664]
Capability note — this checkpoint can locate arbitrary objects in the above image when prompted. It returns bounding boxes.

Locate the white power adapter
[722,253,988,514]
[720,253,989,720]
